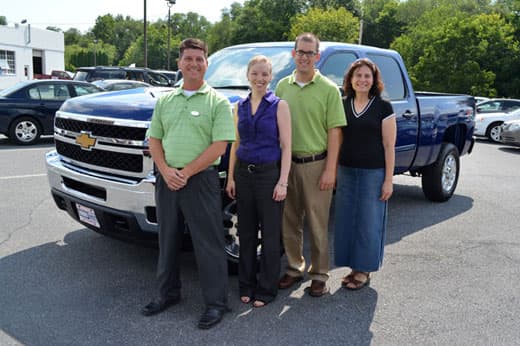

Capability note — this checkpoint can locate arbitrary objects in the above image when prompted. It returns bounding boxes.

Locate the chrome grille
[55,140,143,173]
[55,117,146,141]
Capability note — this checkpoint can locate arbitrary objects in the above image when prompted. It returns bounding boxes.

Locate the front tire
[9,116,42,145]
[421,143,460,202]
[486,122,503,143]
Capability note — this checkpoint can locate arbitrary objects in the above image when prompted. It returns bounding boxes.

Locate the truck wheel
[222,199,263,275]
[9,116,42,145]
[486,122,503,143]
[421,143,460,202]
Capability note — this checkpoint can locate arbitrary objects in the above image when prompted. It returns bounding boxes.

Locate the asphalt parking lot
[1,136,519,345]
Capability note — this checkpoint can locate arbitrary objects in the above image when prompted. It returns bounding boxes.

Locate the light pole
[166,0,176,71]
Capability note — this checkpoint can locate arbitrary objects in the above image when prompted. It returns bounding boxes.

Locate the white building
[0,24,65,90]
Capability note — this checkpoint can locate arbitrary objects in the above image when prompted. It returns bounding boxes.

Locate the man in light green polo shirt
[142,38,235,330]
[275,32,346,297]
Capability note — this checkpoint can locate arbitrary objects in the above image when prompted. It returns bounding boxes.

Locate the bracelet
[277,182,288,187]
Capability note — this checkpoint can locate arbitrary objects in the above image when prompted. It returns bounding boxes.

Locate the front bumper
[46,150,158,239]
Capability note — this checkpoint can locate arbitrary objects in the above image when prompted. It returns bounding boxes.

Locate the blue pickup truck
[46,42,475,265]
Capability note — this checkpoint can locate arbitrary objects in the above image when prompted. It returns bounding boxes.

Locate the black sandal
[343,272,370,290]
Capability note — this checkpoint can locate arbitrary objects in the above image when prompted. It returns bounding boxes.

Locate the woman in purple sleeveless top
[226,55,291,307]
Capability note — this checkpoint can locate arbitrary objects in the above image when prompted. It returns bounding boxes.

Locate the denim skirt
[334,165,388,272]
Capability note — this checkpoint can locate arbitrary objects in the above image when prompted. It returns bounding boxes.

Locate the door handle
[402,110,415,119]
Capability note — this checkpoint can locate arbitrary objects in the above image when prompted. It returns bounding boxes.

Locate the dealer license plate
[76,203,100,228]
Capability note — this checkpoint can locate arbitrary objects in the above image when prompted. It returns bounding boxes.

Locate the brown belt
[292,152,327,164]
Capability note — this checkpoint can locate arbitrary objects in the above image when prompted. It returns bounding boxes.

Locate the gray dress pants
[155,169,228,310]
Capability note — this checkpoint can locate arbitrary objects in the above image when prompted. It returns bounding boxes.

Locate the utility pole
[144,0,147,67]
[166,0,176,71]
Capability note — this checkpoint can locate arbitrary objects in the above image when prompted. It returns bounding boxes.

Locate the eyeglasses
[295,50,317,58]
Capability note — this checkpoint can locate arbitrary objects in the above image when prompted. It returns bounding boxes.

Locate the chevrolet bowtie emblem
[76,132,96,150]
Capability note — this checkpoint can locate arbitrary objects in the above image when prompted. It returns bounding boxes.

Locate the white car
[500,119,520,147]
[474,108,520,142]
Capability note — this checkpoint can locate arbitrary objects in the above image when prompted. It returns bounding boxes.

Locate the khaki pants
[282,159,333,282]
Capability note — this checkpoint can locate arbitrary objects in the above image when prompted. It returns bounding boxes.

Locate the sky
[2,0,244,33]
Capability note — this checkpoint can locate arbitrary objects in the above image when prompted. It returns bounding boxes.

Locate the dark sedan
[0,80,103,145]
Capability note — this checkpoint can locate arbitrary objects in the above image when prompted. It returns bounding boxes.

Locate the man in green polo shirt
[142,38,235,330]
[275,32,346,297]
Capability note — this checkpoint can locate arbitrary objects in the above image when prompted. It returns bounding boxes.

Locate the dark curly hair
[342,58,384,98]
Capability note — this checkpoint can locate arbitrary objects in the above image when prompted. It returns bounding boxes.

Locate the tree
[229,0,306,43]
[289,7,359,43]
[120,25,178,69]
[64,28,82,46]
[360,0,404,48]
[207,12,237,53]
[392,10,520,97]
[308,0,360,14]
[92,14,116,44]
[0,16,6,25]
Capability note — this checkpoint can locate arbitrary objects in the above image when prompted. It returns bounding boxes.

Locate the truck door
[367,54,419,173]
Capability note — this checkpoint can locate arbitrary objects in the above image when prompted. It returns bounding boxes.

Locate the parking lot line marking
[0,173,47,180]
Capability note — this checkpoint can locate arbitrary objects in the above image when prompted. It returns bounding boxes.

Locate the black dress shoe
[197,308,228,329]
[141,296,180,316]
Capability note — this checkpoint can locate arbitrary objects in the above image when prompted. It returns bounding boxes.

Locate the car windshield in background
[205,46,294,89]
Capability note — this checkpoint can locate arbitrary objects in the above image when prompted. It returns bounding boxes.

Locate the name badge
[191,111,200,117]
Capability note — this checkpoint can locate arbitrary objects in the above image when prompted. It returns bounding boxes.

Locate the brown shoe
[278,274,303,289]
[309,280,328,297]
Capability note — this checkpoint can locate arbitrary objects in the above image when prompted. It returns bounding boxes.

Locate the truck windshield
[205,46,295,89]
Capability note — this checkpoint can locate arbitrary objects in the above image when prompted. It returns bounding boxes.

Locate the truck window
[366,54,406,101]
[320,52,358,86]
[206,47,294,89]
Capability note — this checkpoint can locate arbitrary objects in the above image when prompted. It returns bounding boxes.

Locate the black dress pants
[155,169,228,310]
[235,162,283,303]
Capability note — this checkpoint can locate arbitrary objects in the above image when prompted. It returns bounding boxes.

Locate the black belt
[237,160,280,173]
[174,166,217,172]
[292,151,327,164]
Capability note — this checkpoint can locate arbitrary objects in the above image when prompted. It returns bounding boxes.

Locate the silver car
[500,119,520,147]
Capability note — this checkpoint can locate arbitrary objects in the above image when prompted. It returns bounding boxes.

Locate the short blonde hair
[247,55,272,74]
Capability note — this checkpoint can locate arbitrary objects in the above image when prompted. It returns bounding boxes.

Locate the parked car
[34,70,73,80]
[73,66,172,87]
[154,70,177,83]
[476,98,520,114]
[46,41,475,268]
[0,80,103,145]
[475,96,490,104]
[500,119,520,147]
[474,108,520,142]
[91,79,151,91]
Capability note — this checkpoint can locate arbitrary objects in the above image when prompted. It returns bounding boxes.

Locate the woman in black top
[334,58,397,290]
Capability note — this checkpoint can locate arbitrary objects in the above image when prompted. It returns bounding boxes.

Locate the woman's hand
[273,183,287,201]
[226,179,236,199]
[380,180,393,201]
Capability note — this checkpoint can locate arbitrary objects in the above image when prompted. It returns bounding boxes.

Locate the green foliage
[92,15,115,43]
[289,7,359,43]
[66,42,115,70]
[308,0,360,14]
[120,25,180,69]
[228,0,306,43]
[361,0,404,48]
[392,10,520,97]
[207,13,236,53]
[0,16,6,25]
[56,0,520,97]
